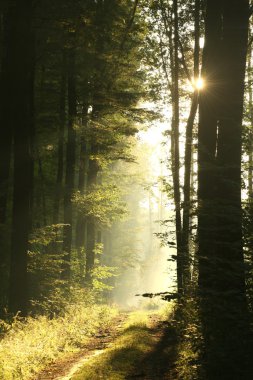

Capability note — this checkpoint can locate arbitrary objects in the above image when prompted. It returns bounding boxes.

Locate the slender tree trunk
[171,0,183,296]
[75,121,89,279]
[63,47,76,280]
[85,151,99,282]
[38,156,47,226]
[148,189,153,257]
[75,110,89,251]
[54,52,66,224]
[8,0,34,316]
[248,41,253,199]
[182,0,200,286]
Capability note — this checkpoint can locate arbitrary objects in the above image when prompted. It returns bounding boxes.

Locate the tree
[198,0,250,377]
[8,0,34,316]
[148,0,201,296]
[62,42,77,280]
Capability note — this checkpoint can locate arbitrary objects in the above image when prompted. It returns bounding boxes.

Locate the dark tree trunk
[248,40,253,199]
[53,52,66,224]
[63,47,76,280]
[75,109,89,252]
[182,0,200,285]
[198,0,250,377]
[75,124,89,280]
[0,4,13,308]
[38,156,47,226]
[198,0,222,297]
[214,1,249,373]
[85,152,99,282]
[0,8,13,225]
[171,0,183,296]
[8,0,34,316]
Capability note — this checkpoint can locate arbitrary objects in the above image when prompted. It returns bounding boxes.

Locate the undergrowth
[174,296,204,380]
[0,302,118,380]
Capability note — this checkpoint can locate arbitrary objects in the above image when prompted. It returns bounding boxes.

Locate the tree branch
[178,38,192,83]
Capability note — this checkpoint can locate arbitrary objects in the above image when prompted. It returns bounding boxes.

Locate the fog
[110,122,177,310]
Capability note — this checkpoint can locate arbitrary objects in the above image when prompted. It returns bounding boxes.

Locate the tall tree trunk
[8,0,34,316]
[214,1,249,374]
[53,52,66,224]
[0,8,13,225]
[63,47,76,280]
[171,0,183,296]
[248,39,253,199]
[182,0,200,286]
[198,0,222,299]
[38,156,47,226]
[198,0,250,377]
[0,4,13,308]
[75,119,89,280]
[85,151,99,282]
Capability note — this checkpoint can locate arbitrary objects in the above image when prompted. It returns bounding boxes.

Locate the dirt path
[37,311,178,380]
[36,314,127,380]
[127,314,178,379]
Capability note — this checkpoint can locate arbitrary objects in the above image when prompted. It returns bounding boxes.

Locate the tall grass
[0,303,118,380]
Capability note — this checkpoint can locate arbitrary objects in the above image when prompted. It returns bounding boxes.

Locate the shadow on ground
[72,315,178,380]
[125,320,178,379]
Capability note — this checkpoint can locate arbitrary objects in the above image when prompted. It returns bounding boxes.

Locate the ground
[36,309,178,380]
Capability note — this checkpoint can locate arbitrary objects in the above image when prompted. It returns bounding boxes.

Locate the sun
[194,77,204,90]
[187,77,205,92]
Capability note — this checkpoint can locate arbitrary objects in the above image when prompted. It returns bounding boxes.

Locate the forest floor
[37,308,178,380]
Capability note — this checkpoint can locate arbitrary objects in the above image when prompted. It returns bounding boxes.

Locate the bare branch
[178,38,192,83]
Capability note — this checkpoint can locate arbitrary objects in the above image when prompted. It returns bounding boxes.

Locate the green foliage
[29,224,66,246]
[28,224,68,314]
[91,265,118,291]
[73,184,128,227]
[174,297,204,380]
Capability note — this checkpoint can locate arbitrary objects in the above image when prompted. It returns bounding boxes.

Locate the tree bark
[0,7,13,225]
[247,37,253,199]
[8,0,34,316]
[85,151,99,282]
[0,4,13,309]
[170,0,183,296]
[75,116,89,280]
[53,52,66,224]
[198,0,222,297]
[198,0,250,377]
[182,0,200,287]
[63,47,76,280]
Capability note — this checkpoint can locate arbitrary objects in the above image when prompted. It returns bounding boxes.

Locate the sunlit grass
[0,303,118,380]
[72,305,175,380]
[71,310,154,380]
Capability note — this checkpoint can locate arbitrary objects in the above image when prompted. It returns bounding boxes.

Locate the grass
[0,303,118,380]
[72,304,175,380]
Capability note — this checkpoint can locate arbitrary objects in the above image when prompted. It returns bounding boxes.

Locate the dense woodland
[1,0,253,379]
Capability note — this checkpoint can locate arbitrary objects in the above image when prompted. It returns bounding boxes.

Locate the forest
[0,0,253,379]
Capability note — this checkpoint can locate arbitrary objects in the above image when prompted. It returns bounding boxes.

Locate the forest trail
[36,309,177,380]
[36,313,127,380]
